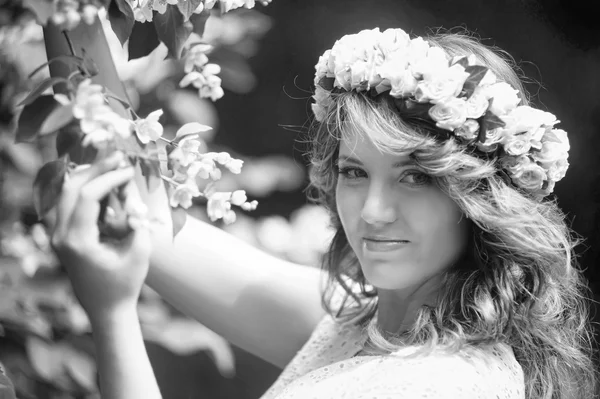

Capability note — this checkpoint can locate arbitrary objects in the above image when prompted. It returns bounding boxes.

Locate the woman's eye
[401,171,432,186]
[338,167,366,179]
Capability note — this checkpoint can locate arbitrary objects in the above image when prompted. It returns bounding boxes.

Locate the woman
[50,27,597,398]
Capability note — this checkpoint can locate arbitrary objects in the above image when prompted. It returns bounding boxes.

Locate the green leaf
[171,206,187,238]
[542,129,563,144]
[453,56,469,69]
[478,106,506,143]
[18,77,70,107]
[56,121,83,157]
[175,122,212,140]
[15,96,60,143]
[129,20,161,60]
[139,142,161,192]
[189,10,210,37]
[108,0,136,46]
[177,0,204,22]
[81,49,100,77]
[22,0,54,25]
[33,159,68,220]
[103,87,132,109]
[39,104,74,135]
[318,77,335,91]
[28,55,85,79]
[462,65,489,98]
[154,5,193,59]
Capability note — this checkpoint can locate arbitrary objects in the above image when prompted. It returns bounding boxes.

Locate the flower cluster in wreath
[312,28,570,199]
[57,78,257,224]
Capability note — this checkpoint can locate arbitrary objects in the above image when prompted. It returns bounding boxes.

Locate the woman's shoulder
[373,341,526,398]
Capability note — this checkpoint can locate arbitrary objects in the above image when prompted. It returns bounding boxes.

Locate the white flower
[387,67,418,97]
[477,69,497,87]
[546,158,569,182]
[379,28,411,57]
[411,46,448,80]
[135,109,164,144]
[454,119,479,141]
[230,190,247,206]
[500,154,531,176]
[241,200,258,211]
[314,50,332,81]
[483,82,521,116]
[73,79,105,119]
[500,106,558,136]
[465,91,490,119]
[311,103,327,122]
[187,159,214,180]
[533,128,570,167]
[152,0,168,14]
[406,37,430,66]
[414,63,469,104]
[82,128,113,147]
[215,152,231,164]
[510,162,547,191]
[503,136,532,156]
[222,210,237,224]
[206,192,232,221]
[179,71,205,88]
[184,44,212,73]
[224,158,243,174]
[428,97,467,131]
[169,183,201,209]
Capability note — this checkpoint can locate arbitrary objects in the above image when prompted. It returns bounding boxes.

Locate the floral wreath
[312,28,570,199]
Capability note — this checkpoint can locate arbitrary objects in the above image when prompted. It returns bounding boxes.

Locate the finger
[67,166,135,239]
[54,152,127,238]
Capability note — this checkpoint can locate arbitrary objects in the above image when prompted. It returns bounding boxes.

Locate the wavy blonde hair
[307,32,598,399]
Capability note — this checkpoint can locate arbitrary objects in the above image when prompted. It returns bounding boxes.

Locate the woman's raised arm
[147,213,327,368]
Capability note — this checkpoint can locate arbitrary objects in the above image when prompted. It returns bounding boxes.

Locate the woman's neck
[375,285,439,336]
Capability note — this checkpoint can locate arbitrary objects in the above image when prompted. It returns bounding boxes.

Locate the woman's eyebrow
[337,155,415,168]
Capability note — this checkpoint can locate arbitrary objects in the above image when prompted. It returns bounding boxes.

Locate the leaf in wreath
[17,77,69,107]
[33,159,68,220]
[39,104,75,136]
[108,0,136,47]
[462,65,489,98]
[56,122,83,158]
[189,10,210,37]
[22,0,54,25]
[15,96,61,143]
[177,0,204,22]
[154,5,193,59]
[171,206,187,238]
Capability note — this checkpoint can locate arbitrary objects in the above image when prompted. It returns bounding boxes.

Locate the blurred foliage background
[1,0,599,398]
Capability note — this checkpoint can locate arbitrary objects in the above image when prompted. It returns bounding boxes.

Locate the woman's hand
[51,152,151,324]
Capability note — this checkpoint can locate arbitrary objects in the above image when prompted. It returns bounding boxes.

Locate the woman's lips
[363,238,410,252]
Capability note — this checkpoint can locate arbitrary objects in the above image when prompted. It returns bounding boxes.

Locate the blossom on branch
[135,109,165,144]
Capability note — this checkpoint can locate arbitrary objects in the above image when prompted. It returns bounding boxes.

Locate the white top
[260,314,526,399]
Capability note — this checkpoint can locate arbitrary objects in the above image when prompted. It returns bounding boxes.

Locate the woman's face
[335,131,470,293]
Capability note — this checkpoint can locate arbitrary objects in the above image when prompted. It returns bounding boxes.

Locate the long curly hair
[306,31,598,399]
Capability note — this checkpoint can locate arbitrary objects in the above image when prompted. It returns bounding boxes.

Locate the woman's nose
[360,184,397,225]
